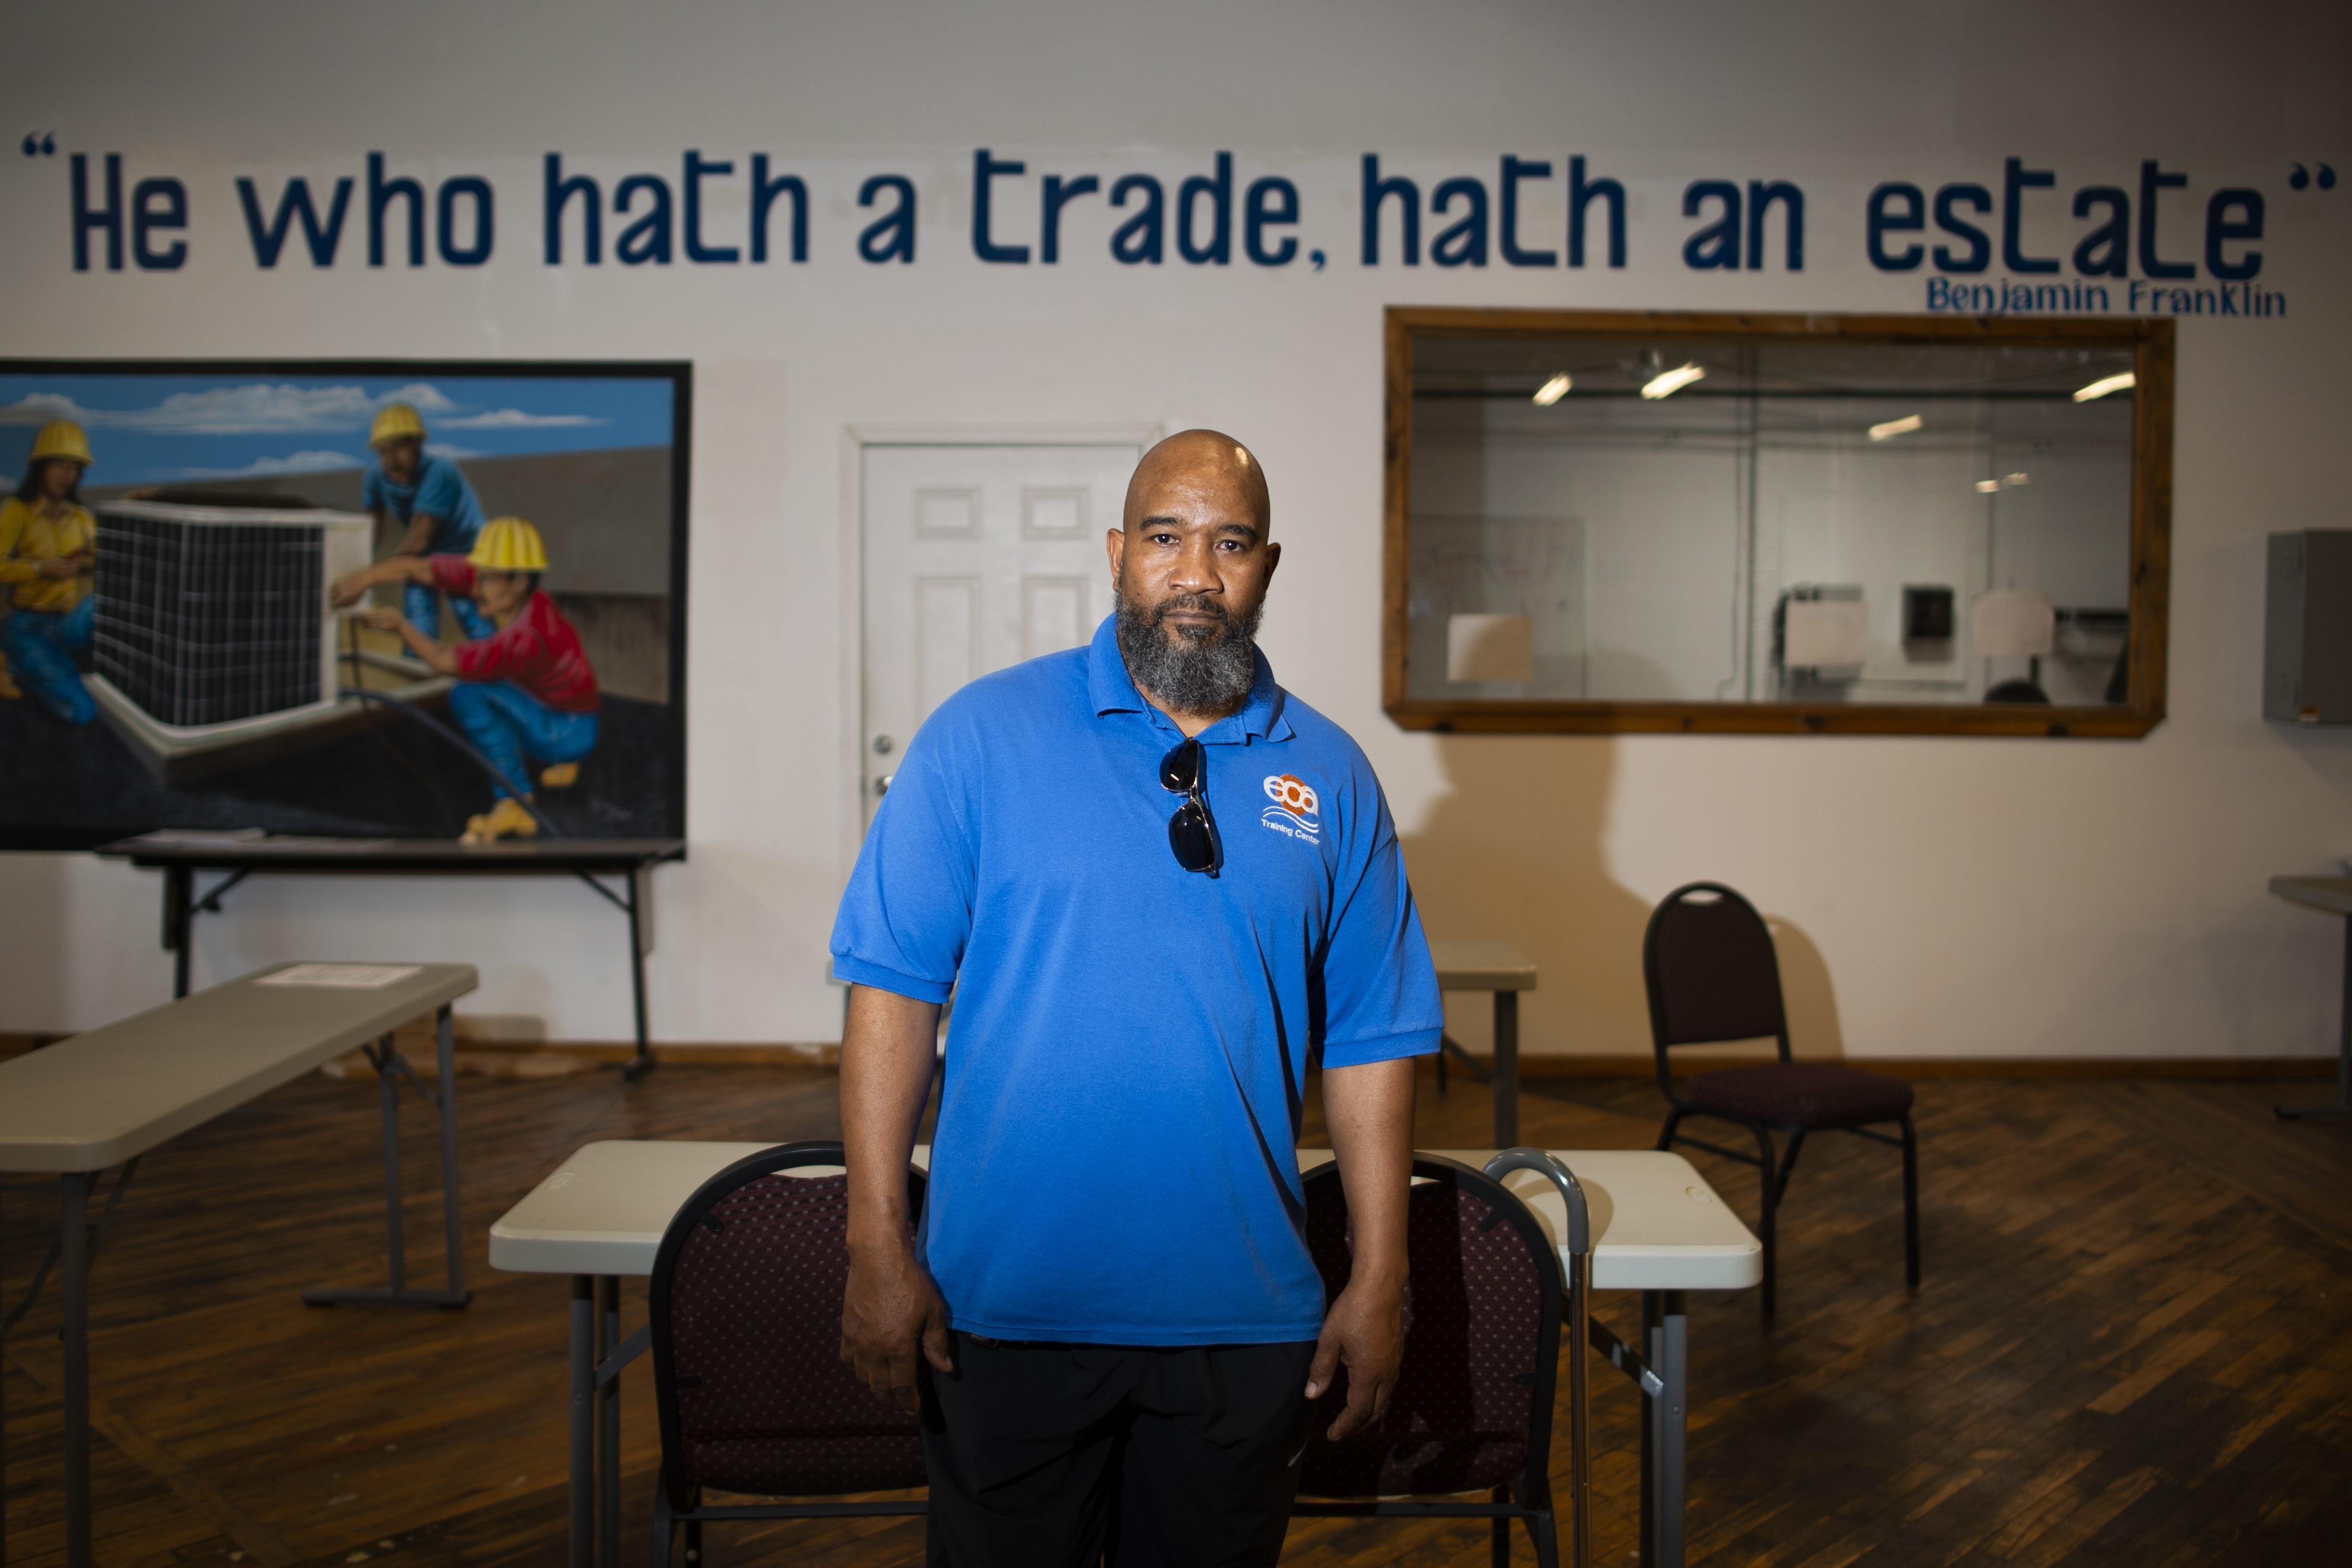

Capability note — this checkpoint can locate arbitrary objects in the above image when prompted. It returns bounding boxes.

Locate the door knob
[872,735,895,755]
[874,773,895,796]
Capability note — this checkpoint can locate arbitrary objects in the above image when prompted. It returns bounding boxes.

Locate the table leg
[598,1276,621,1568]
[1492,990,1519,1149]
[165,866,192,999]
[305,1031,470,1307]
[1567,1255,1593,1568]
[569,1277,594,1568]
[624,866,655,1083]
[434,1007,468,1300]
[578,868,659,1083]
[2277,914,2352,1119]
[381,1037,407,1294]
[62,1173,92,1568]
[1641,1290,1689,1568]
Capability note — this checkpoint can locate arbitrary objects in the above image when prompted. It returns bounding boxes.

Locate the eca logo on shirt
[1260,774,1321,845]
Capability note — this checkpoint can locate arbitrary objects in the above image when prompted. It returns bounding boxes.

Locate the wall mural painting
[0,361,690,849]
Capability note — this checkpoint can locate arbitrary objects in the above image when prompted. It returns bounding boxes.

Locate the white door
[862,443,1143,818]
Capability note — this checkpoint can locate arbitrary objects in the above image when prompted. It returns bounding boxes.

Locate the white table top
[1428,939,1538,992]
[0,962,477,1173]
[490,1141,1758,1291]
[489,1140,822,1274]
[1303,1148,1761,1291]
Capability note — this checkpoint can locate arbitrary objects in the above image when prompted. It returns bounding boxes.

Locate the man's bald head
[1107,429,1280,726]
[1122,429,1271,538]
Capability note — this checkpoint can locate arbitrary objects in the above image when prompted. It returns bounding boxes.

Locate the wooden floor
[4,1056,2350,1567]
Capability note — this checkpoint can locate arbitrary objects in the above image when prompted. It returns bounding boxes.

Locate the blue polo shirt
[830,614,1442,1346]
[362,453,484,554]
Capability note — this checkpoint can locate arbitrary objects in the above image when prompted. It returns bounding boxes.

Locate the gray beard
[1114,589,1263,716]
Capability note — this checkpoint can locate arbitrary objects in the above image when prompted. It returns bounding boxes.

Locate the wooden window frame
[1383,307,2174,737]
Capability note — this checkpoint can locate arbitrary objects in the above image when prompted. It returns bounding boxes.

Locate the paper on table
[1971,590,2054,657]
[1784,600,1870,666]
[255,964,424,989]
[1447,613,1536,683]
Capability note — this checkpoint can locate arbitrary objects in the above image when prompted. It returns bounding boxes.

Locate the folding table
[0,961,477,1568]
[1429,939,1539,1146]
[97,836,685,1081]
[490,1140,1757,1568]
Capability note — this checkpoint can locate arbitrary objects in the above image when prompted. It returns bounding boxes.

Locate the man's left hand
[1305,1274,1405,1440]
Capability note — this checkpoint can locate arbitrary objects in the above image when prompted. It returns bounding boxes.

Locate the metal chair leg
[1491,1486,1510,1567]
[1531,1503,1561,1568]
[649,1466,673,1568]
[1565,1253,1590,1568]
[1773,1127,1807,1206]
[683,1518,702,1566]
[1900,1114,1921,1290]
[1752,1122,1780,1320]
[1655,1107,1684,1153]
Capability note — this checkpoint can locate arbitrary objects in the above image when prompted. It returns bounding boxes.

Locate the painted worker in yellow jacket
[0,420,99,724]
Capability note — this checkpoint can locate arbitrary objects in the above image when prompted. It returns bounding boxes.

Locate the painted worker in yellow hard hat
[331,517,600,843]
[0,419,100,724]
[362,401,490,639]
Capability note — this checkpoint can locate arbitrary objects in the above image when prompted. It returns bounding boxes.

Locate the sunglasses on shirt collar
[1159,737,1224,878]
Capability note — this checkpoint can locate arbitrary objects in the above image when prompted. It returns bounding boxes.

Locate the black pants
[922,1333,1317,1568]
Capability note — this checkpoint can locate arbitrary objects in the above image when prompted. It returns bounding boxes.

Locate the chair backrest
[1296,1153,1561,1502]
[649,1141,928,1509]
[1642,882,1791,1087]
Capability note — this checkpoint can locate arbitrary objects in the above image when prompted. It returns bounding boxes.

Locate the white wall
[3,0,2347,1060]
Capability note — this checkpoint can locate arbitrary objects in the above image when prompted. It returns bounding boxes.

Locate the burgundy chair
[1643,882,1921,1319]
[1292,1150,1592,1568]
[647,1141,927,1566]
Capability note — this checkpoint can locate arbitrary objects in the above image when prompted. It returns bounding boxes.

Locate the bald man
[831,432,1442,1566]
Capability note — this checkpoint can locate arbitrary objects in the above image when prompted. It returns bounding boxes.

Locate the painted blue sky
[0,372,673,486]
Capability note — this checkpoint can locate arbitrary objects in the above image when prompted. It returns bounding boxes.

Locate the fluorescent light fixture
[1974,479,2002,493]
[2004,472,2030,487]
[2074,371,2136,402]
[1640,363,1706,399]
[1868,414,1924,442]
[1532,372,1572,406]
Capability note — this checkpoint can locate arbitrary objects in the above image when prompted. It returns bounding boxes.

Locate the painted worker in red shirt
[330,516,599,843]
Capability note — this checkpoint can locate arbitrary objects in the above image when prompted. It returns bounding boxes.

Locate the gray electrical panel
[2265,530,2352,724]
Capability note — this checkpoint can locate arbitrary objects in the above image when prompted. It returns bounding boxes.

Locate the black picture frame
[0,357,692,849]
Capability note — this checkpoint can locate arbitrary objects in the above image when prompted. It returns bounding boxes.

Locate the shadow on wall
[1399,734,1848,1063]
[1765,914,1846,1061]
[1400,735,1653,1061]
[0,853,71,1031]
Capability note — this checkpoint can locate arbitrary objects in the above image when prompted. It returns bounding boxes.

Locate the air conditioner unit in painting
[86,499,375,768]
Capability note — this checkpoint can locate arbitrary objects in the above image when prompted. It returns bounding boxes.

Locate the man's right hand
[840,1237,953,1412]
[837,983,949,1411]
